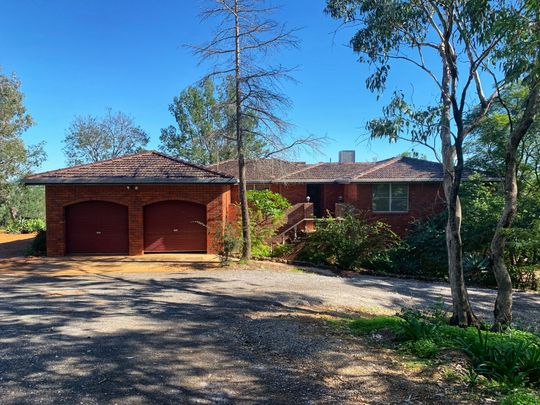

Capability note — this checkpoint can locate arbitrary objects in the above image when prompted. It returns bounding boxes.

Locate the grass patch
[347,315,404,335]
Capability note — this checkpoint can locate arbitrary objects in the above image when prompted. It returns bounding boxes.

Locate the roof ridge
[352,156,403,180]
[275,161,325,180]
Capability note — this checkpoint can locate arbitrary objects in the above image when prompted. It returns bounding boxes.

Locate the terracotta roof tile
[25,151,237,184]
[208,159,309,182]
[208,156,448,183]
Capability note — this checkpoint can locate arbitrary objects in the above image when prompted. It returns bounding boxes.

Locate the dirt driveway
[1,257,539,404]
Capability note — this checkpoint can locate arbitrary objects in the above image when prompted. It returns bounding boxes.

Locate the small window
[372,184,409,212]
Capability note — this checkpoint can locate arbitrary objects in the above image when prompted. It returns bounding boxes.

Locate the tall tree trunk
[234,0,251,260]
[491,83,539,330]
[440,49,479,327]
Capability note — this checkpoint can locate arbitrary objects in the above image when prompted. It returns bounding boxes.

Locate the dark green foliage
[299,214,399,270]
[373,174,539,289]
[26,230,46,256]
[462,329,540,388]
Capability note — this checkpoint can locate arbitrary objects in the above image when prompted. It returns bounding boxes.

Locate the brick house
[208,151,446,236]
[26,150,447,256]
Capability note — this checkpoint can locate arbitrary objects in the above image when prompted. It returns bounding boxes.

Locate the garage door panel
[66,201,128,254]
[144,201,207,253]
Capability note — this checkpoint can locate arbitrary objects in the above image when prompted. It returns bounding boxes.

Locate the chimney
[338,150,355,164]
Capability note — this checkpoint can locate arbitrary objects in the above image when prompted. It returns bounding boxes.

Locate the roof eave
[23,177,239,185]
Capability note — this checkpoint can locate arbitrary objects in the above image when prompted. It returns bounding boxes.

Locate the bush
[215,223,241,266]
[5,218,45,234]
[403,338,439,358]
[247,189,291,257]
[462,329,540,388]
[26,230,46,256]
[298,213,399,270]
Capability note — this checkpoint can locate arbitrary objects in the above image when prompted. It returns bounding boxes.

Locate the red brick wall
[270,184,307,205]
[321,184,344,215]
[345,183,444,235]
[45,184,230,256]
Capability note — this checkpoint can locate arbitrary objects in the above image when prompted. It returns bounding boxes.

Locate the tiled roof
[207,159,310,182]
[208,156,450,183]
[355,157,444,181]
[25,151,237,184]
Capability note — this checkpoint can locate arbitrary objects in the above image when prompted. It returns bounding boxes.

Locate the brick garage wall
[45,184,231,256]
[346,183,444,236]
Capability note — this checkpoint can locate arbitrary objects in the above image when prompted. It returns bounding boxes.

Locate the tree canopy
[0,69,46,224]
[63,109,149,165]
[159,77,267,165]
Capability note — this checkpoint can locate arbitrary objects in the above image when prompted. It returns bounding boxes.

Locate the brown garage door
[144,200,207,253]
[65,201,128,254]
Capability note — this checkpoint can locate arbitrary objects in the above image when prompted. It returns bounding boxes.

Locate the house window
[372,184,409,212]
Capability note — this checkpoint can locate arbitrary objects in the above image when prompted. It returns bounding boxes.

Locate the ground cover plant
[330,306,540,404]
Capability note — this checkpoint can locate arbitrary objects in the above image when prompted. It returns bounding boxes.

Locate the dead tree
[191,0,315,260]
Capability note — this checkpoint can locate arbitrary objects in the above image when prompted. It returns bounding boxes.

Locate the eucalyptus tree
[63,109,149,165]
[325,0,522,326]
[159,77,267,165]
[0,69,45,222]
[486,1,539,329]
[190,0,307,260]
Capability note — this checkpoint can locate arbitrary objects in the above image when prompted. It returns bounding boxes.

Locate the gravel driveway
[0,260,538,404]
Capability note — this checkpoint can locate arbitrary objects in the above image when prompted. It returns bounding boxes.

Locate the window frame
[372,183,409,213]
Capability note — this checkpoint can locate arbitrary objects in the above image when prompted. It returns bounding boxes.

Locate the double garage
[24,151,237,256]
[65,200,207,254]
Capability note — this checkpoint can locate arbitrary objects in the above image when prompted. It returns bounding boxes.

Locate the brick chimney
[338,150,355,164]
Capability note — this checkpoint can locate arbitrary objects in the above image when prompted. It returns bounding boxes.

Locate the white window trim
[372,183,409,213]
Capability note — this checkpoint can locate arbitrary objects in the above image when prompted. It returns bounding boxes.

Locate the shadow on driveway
[0,269,463,404]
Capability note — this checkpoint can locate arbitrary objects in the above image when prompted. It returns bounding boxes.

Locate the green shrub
[462,329,540,388]
[215,223,241,266]
[5,218,45,234]
[271,242,295,258]
[26,230,46,256]
[247,189,291,257]
[396,308,440,341]
[299,213,399,270]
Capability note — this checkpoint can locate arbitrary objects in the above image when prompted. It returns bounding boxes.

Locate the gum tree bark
[491,83,539,329]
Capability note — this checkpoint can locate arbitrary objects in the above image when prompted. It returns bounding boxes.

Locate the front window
[372,184,409,212]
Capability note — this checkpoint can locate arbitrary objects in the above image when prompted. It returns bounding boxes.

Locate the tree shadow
[0,270,462,404]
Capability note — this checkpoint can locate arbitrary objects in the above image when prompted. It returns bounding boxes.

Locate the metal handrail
[273,217,316,244]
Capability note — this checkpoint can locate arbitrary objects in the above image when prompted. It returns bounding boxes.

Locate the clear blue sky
[1,0,438,172]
